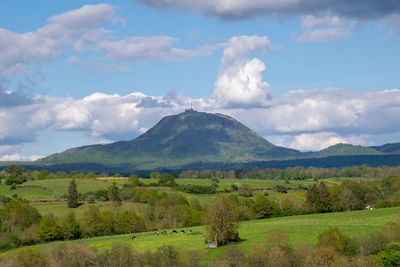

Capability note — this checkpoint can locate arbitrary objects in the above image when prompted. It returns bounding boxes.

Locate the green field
[103,177,316,190]
[4,207,399,262]
[0,179,111,201]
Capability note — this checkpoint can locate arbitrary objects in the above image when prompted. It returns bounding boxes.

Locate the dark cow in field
[180,230,185,234]
[132,236,136,240]
[155,232,159,236]
[172,230,177,234]
[188,229,193,233]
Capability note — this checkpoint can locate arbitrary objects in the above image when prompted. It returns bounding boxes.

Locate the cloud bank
[136,0,400,42]
[1,85,400,158]
[135,0,400,21]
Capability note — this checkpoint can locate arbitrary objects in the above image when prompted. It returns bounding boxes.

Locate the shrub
[251,195,280,219]
[305,246,338,267]
[49,243,97,267]
[180,184,216,194]
[316,227,356,256]
[381,242,400,267]
[274,185,288,193]
[37,217,62,242]
[116,210,146,234]
[13,248,48,267]
[238,184,253,197]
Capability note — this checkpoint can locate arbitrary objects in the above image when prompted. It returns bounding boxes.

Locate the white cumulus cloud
[213,35,272,108]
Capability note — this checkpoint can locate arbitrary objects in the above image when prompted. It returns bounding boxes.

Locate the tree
[158,173,176,186]
[238,184,252,197]
[251,195,280,218]
[1,200,41,232]
[204,197,239,246]
[128,174,141,187]
[116,210,146,234]
[67,179,79,208]
[108,182,121,204]
[316,227,356,256]
[305,182,332,213]
[59,213,81,240]
[37,216,62,242]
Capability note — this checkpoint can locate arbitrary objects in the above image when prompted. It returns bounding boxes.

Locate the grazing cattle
[172,230,177,233]
[132,236,136,240]
[155,232,159,236]
[180,230,185,234]
[188,229,192,233]
[162,231,167,235]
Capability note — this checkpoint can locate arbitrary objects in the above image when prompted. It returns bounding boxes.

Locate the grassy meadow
[2,207,399,262]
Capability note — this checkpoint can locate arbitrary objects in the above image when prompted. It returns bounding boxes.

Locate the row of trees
[3,164,400,186]
[179,165,400,180]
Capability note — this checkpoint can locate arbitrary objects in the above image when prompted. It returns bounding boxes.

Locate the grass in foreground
[3,207,399,262]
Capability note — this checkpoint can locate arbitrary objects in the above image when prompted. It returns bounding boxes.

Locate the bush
[116,210,146,234]
[49,243,97,267]
[180,184,216,194]
[274,185,288,193]
[381,242,400,267]
[316,227,356,256]
[251,195,280,218]
[238,184,253,197]
[37,217,62,242]
[13,248,48,267]
[305,246,338,267]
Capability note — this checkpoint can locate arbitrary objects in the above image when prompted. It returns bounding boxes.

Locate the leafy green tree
[158,173,176,186]
[59,213,81,240]
[251,194,280,218]
[81,207,116,237]
[128,174,141,187]
[116,210,146,234]
[382,242,400,267]
[204,197,239,246]
[108,182,121,204]
[317,227,356,256]
[67,179,79,208]
[0,200,41,232]
[306,182,333,213]
[37,216,62,242]
[238,184,253,197]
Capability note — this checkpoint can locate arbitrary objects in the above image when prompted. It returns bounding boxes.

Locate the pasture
[3,206,399,262]
[102,177,316,190]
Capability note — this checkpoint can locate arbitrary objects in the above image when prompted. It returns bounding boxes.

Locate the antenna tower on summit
[185,99,196,112]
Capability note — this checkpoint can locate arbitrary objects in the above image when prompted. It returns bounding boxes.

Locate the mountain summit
[37,110,300,170]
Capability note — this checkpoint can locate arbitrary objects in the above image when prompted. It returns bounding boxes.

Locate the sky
[0,0,400,161]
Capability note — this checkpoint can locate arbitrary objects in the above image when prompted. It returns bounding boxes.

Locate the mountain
[371,143,400,154]
[36,110,301,170]
[314,143,383,157]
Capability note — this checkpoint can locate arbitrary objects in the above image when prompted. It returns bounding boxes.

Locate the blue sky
[0,0,399,160]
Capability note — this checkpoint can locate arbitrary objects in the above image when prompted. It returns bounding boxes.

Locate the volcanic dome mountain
[36,110,301,170]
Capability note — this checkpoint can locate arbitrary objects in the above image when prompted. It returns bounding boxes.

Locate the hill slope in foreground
[4,207,399,261]
[36,110,300,170]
